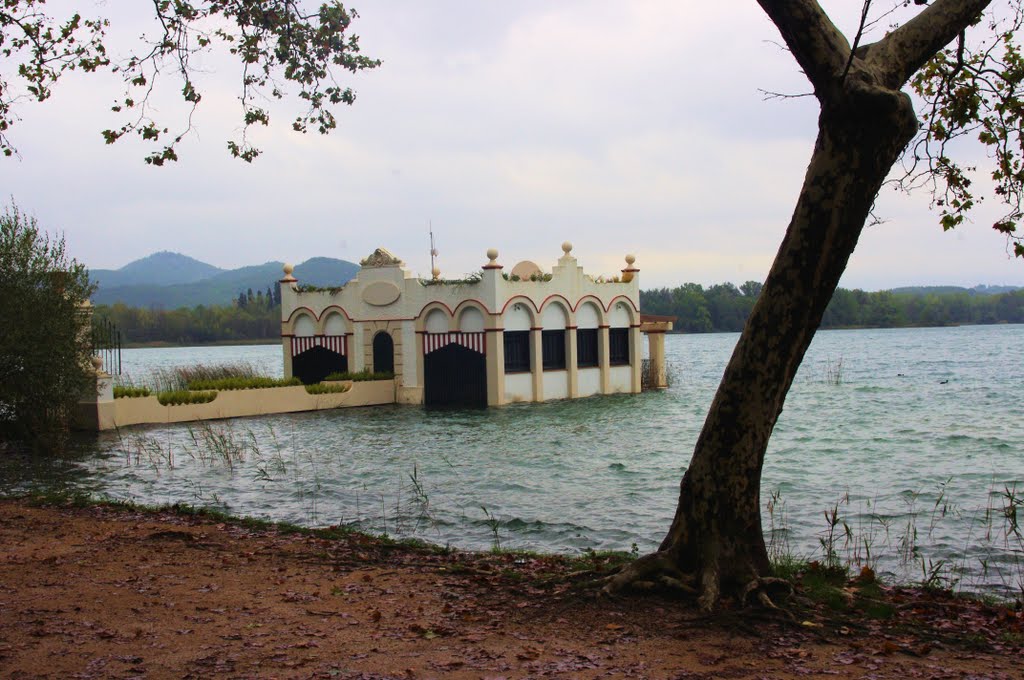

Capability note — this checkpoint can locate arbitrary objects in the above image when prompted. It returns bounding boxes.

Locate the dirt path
[0,499,1019,679]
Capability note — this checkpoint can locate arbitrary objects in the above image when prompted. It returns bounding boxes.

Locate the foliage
[156,389,217,406]
[421,272,483,286]
[294,283,346,294]
[95,302,279,345]
[908,3,1024,257]
[641,284,1024,333]
[323,370,394,381]
[0,1,380,162]
[501,272,553,282]
[0,203,95,451]
[187,376,300,391]
[304,382,351,394]
[113,386,151,399]
[149,362,260,392]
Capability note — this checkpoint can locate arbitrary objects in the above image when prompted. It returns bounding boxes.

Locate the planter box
[104,380,395,429]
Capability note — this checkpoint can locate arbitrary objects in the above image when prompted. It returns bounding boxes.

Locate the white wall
[503,303,532,331]
[609,366,632,393]
[578,367,601,397]
[425,308,449,333]
[542,302,568,330]
[459,307,485,332]
[543,370,569,400]
[609,301,632,328]
[323,312,347,335]
[577,302,600,329]
[402,322,418,387]
[294,314,316,336]
[504,372,533,403]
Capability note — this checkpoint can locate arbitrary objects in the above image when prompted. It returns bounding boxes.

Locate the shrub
[156,390,218,406]
[113,386,152,399]
[323,370,395,382]
[150,362,258,392]
[0,203,95,452]
[305,383,351,395]
[186,376,300,391]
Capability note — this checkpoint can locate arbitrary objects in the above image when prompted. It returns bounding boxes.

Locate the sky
[2,1,1023,291]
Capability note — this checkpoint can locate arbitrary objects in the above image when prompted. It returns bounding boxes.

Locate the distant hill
[90,251,224,288]
[890,284,1022,296]
[90,253,359,308]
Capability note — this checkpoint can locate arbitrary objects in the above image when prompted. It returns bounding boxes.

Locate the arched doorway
[293,345,347,384]
[372,332,394,374]
[424,342,486,407]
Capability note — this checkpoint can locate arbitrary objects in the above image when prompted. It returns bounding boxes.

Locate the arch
[502,301,533,332]
[284,306,319,334]
[372,331,395,374]
[415,301,454,333]
[541,300,569,330]
[452,298,491,318]
[322,311,348,336]
[424,308,450,334]
[499,295,540,317]
[608,299,637,327]
[293,313,317,337]
[575,300,602,329]
[458,306,485,333]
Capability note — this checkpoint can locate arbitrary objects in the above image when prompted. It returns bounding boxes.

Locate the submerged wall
[81,380,396,430]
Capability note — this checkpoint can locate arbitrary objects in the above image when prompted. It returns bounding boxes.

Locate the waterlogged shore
[1,496,1021,679]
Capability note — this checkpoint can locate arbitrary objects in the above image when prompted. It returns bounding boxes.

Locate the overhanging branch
[756,0,852,96]
[864,0,993,89]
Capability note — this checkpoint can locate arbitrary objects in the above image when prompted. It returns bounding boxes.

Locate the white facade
[279,243,649,407]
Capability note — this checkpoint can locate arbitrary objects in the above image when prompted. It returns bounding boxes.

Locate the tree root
[598,552,797,616]
[599,552,697,598]
[741,576,796,619]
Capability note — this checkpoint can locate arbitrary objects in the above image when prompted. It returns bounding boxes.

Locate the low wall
[96,380,396,430]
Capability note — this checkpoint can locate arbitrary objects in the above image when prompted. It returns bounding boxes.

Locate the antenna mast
[429,222,439,279]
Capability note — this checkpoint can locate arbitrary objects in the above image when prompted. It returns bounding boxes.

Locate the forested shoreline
[93,284,1024,345]
[641,283,1024,333]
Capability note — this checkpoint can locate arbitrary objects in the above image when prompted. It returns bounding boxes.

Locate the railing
[91,317,122,375]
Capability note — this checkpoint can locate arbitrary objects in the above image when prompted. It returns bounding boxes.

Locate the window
[542,330,566,370]
[609,328,630,366]
[576,329,598,368]
[503,331,530,372]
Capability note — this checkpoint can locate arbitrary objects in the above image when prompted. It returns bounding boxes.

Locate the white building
[279,243,670,407]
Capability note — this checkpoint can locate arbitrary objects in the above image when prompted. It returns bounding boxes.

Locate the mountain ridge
[90,252,359,308]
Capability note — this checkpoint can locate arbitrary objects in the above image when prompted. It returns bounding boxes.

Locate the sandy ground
[0,499,1020,679]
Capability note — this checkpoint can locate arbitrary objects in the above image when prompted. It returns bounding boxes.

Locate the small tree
[0,204,95,451]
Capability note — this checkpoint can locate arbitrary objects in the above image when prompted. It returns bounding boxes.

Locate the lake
[3,325,1022,597]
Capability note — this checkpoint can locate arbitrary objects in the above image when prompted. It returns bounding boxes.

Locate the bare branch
[865,0,993,88]
[756,0,852,95]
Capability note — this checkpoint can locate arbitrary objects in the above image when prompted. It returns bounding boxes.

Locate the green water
[2,325,1022,597]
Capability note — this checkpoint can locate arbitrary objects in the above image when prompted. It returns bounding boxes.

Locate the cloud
[0,1,1020,290]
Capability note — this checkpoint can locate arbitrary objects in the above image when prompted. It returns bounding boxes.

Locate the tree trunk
[599,0,991,609]
[665,84,920,606]
[604,75,921,607]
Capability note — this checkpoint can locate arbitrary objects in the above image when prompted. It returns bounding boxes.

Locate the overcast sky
[2,1,1023,290]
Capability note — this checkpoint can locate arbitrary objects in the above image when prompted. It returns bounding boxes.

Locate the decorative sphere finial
[432,266,441,280]
[561,241,573,255]
[283,263,294,276]
[625,254,636,266]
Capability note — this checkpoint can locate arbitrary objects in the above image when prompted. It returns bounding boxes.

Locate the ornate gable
[359,247,403,268]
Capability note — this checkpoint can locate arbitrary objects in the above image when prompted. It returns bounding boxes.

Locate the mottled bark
[606,0,992,608]
[657,84,919,607]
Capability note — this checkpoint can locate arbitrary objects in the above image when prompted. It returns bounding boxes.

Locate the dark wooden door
[373,332,394,374]
[424,343,486,407]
